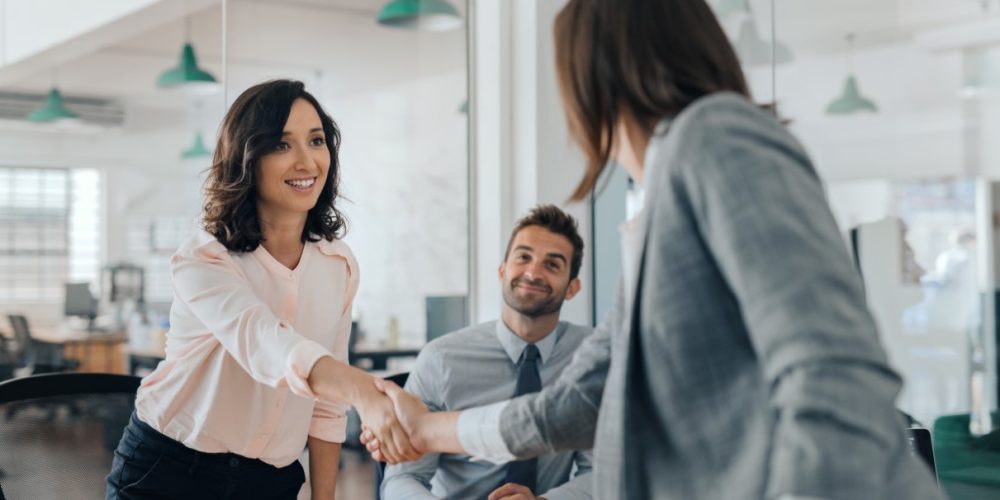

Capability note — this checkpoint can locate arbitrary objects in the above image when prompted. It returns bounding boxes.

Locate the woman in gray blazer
[365,0,943,498]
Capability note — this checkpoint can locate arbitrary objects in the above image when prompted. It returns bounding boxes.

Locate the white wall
[335,70,469,345]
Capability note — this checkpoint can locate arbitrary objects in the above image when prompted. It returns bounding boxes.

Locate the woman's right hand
[361,378,437,461]
[354,380,422,464]
[306,356,422,464]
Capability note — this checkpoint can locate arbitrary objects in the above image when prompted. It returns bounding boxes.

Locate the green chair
[933,412,1000,499]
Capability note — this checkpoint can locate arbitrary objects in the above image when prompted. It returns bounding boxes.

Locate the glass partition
[0,1,470,350]
[589,1,1000,448]
[222,1,469,349]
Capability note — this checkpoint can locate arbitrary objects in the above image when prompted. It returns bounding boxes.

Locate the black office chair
[0,373,141,500]
[7,315,80,375]
[373,372,410,500]
[0,332,16,382]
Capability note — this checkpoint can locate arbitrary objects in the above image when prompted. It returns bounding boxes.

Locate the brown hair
[202,79,347,252]
[504,205,585,279]
[554,0,751,201]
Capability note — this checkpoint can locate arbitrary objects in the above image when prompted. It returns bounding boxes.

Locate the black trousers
[106,412,305,500]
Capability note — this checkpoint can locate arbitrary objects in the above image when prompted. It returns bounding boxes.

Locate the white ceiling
[5,0,1000,107]
[5,0,467,107]
[738,0,995,56]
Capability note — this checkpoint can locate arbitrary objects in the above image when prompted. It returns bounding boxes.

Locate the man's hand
[488,483,543,500]
[353,379,422,464]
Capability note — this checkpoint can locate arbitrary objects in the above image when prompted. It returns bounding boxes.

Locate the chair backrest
[7,315,29,346]
[373,372,410,500]
[5,315,79,375]
[0,373,141,500]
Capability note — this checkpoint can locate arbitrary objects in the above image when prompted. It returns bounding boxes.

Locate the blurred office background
[0,0,469,352]
[3,0,1000,498]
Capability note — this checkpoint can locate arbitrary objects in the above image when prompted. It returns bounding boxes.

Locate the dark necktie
[502,344,541,492]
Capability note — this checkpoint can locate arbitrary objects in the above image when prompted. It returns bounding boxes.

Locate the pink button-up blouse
[134,229,359,467]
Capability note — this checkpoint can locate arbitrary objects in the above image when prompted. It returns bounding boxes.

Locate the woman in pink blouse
[105,80,418,500]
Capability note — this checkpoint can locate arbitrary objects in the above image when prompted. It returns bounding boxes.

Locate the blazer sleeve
[308,299,356,443]
[497,280,620,458]
[673,96,921,499]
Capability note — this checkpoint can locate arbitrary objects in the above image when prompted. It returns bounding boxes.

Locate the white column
[469,0,593,326]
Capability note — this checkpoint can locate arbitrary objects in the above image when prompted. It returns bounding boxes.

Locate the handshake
[353,380,540,500]
[353,378,435,464]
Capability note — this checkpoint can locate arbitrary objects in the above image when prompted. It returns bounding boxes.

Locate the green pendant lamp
[826,34,878,115]
[716,0,749,16]
[28,88,80,123]
[735,18,792,65]
[826,76,877,114]
[157,42,219,94]
[377,0,462,32]
[181,132,212,159]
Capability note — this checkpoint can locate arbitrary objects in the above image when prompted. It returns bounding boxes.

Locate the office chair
[373,372,410,500]
[932,412,1000,500]
[0,332,16,382]
[0,373,141,500]
[7,315,80,375]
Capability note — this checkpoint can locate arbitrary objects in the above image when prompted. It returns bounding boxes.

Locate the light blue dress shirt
[381,320,593,500]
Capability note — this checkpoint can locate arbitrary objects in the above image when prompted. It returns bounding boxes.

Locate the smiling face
[255,98,331,223]
[499,225,581,319]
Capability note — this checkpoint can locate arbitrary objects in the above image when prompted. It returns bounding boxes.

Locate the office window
[0,167,101,302]
[126,215,195,303]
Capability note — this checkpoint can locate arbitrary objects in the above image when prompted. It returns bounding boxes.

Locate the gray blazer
[499,93,943,499]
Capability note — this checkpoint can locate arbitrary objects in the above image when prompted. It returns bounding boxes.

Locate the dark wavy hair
[554,0,750,201]
[504,204,585,280]
[202,79,347,252]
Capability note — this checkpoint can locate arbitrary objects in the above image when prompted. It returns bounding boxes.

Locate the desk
[32,326,128,374]
[350,344,421,371]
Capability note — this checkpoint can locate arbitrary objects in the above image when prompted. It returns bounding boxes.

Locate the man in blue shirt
[380,205,593,500]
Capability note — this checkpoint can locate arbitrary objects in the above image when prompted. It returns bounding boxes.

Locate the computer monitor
[425,295,468,342]
[64,282,98,330]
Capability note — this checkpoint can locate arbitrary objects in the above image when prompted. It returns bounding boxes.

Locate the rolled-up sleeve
[308,293,356,441]
[170,239,333,399]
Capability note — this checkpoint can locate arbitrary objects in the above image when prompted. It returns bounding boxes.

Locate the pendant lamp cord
[770,0,777,115]
[222,0,229,108]
[848,32,855,73]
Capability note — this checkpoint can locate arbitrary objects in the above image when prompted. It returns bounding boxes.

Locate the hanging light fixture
[715,0,749,17]
[377,0,462,32]
[181,132,212,159]
[826,34,878,115]
[27,88,81,123]
[157,18,219,94]
[734,17,792,65]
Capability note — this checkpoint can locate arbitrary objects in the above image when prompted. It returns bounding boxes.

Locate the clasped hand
[356,378,429,464]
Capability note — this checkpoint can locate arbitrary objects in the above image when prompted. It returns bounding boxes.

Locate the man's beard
[503,276,566,318]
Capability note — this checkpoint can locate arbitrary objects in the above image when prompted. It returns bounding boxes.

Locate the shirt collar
[494,319,562,365]
[636,117,672,188]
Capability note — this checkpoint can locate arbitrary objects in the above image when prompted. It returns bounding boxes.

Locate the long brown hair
[202,79,347,252]
[554,0,750,201]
